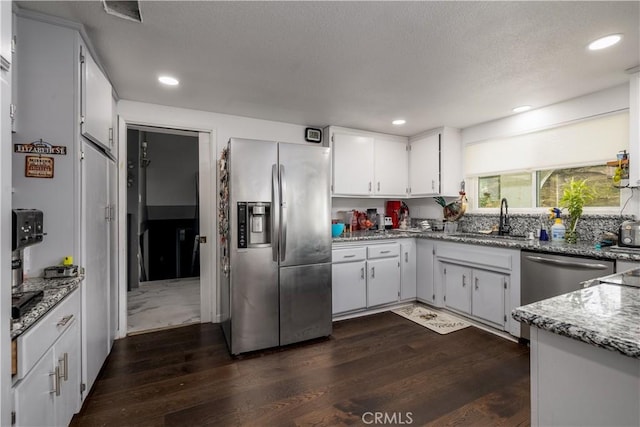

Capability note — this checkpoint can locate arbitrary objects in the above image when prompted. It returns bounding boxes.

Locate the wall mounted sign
[25,156,54,178]
[14,139,67,155]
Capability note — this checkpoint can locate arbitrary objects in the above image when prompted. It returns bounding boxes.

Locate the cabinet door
[442,263,471,314]
[54,319,80,427]
[472,269,506,327]
[416,240,435,304]
[373,138,407,196]
[332,132,374,195]
[81,142,110,396]
[367,258,400,307]
[80,44,113,150]
[14,347,56,426]
[409,133,440,196]
[400,240,417,300]
[332,260,367,314]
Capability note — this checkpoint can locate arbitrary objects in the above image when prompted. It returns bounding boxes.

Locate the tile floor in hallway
[127,277,200,334]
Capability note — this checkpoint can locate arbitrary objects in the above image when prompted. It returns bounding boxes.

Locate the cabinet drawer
[367,243,400,259]
[333,247,366,263]
[16,289,80,380]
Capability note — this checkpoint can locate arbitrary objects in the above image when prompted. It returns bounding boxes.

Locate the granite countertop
[512,284,640,359]
[333,229,640,262]
[11,275,84,339]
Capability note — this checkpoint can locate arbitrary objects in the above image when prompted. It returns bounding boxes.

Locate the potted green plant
[559,178,595,243]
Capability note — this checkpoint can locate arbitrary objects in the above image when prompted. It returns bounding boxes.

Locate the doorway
[126,126,201,334]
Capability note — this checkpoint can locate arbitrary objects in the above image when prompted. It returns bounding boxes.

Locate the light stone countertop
[11,275,84,339]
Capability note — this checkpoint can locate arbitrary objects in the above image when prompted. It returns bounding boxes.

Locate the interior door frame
[116,116,216,338]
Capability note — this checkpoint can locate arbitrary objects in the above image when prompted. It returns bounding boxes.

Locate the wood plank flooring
[71,312,530,426]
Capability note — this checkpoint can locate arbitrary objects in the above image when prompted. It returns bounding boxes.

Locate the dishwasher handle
[525,255,610,270]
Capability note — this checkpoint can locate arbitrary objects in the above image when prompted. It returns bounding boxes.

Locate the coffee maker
[12,209,45,287]
[385,201,402,229]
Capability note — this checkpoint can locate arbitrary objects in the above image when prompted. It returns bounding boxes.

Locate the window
[537,165,620,207]
[477,164,620,209]
[478,173,532,208]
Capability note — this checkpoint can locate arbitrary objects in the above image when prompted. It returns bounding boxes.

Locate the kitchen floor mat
[392,304,471,334]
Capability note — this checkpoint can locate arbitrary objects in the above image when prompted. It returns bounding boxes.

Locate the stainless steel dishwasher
[520,250,614,340]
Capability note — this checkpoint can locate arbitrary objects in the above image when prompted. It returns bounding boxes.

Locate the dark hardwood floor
[71,312,530,426]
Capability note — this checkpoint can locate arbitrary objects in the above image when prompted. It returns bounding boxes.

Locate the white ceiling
[15,1,640,137]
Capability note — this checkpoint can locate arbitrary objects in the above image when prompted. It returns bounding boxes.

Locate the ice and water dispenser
[237,202,271,248]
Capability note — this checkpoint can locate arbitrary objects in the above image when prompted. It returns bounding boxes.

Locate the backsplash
[413,213,635,244]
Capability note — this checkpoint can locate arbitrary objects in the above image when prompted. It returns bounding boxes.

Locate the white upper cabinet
[80,43,113,152]
[331,130,374,196]
[328,126,408,197]
[373,136,408,196]
[409,127,462,197]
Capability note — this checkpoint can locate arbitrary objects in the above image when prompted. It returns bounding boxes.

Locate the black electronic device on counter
[12,209,45,251]
[12,290,44,319]
[44,265,79,279]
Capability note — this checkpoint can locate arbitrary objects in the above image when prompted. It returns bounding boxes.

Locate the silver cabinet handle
[475,277,479,290]
[343,254,356,259]
[50,367,61,396]
[431,180,435,190]
[462,274,466,287]
[272,164,279,262]
[58,353,68,382]
[371,267,375,279]
[525,255,610,270]
[405,252,408,263]
[361,267,365,280]
[380,250,391,254]
[280,165,287,262]
[368,181,372,192]
[377,182,380,192]
[57,314,74,328]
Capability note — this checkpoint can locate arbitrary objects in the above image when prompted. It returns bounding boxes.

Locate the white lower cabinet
[471,269,507,326]
[13,290,81,427]
[400,240,417,300]
[332,260,367,314]
[442,263,472,314]
[437,242,516,331]
[332,241,402,315]
[416,239,435,304]
[367,257,400,307]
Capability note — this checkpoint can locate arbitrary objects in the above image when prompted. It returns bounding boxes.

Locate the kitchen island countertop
[11,275,84,339]
[512,283,640,359]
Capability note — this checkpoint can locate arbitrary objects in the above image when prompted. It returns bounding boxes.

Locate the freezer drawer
[280,263,332,346]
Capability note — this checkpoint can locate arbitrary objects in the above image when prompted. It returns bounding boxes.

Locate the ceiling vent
[102,1,142,23]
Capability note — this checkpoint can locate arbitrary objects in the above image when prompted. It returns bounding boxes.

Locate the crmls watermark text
[362,411,413,425]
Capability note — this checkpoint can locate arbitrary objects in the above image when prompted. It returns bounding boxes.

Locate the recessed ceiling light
[588,34,622,51]
[158,75,179,86]
[512,105,531,113]
[392,119,406,125]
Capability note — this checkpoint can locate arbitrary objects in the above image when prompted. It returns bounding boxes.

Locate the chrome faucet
[499,198,511,236]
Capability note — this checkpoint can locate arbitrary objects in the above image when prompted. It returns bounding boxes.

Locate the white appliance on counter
[220,138,332,355]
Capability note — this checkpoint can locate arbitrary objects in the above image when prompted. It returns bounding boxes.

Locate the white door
[409,133,440,196]
[442,262,471,314]
[373,138,408,196]
[332,132,374,195]
[367,258,400,307]
[332,260,367,314]
[472,269,506,327]
[81,141,110,396]
[55,319,80,427]
[14,348,55,426]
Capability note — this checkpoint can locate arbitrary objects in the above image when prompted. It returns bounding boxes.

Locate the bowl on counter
[331,223,345,237]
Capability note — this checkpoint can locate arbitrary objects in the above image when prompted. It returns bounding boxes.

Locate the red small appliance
[385,201,401,229]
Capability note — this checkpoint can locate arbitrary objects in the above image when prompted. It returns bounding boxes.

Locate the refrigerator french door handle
[272,164,279,262]
[280,164,287,262]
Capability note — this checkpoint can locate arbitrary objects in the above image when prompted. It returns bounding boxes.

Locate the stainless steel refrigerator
[220,138,332,355]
